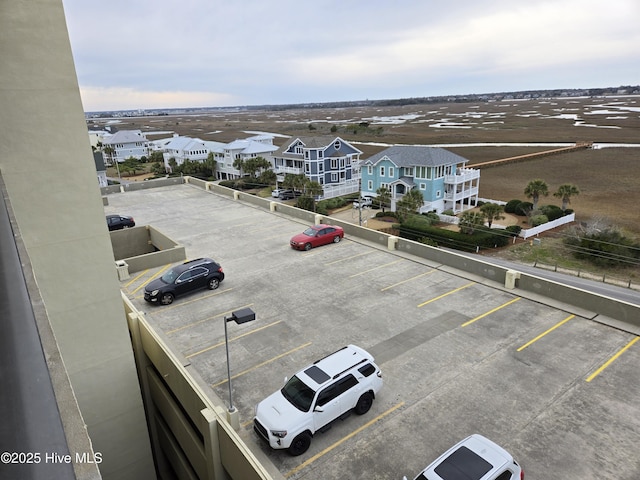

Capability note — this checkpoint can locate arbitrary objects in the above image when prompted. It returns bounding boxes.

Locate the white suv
[253,345,383,456]
[404,434,524,480]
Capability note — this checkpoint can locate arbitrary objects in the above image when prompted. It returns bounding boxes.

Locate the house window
[334,140,341,150]
[368,180,373,190]
[319,150,323,158]
[380,166,385,177]
[436,190,441,198]
[380,182,389,190]
[415,166,426,178]
[331,173,338,182]
[319,163,324,173]
[305,151,309,159]
[389,167,395,178]
[404,167,414,176]
[331,159,338,169]
[420,183,426,190]
[367,165,372,175]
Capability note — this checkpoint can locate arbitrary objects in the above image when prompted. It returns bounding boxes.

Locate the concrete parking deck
[109,184,640,480]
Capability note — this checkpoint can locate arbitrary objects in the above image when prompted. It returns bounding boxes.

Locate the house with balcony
[273,136,362,198]
[102,129,150,165]
[216,135,279,180]
[162,135,214,171]
[361,145,480,214]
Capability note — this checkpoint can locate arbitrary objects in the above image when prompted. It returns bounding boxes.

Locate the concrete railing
[124,295,283,480]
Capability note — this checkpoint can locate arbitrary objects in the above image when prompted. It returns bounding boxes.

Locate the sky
[61,0,640,112]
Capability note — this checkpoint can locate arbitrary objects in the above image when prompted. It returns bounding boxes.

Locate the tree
[553,183,580,211]
[376,186,391,213]
[243,156,271,178]
[396,189,423,222]
[204,152,217,179]
[480,203,505,228]
[459,211,485,235]
[524,179,549,209]
[233,157,245,176]
[102,145,115,165]
[168,157,177,173]
[298,181,324,212]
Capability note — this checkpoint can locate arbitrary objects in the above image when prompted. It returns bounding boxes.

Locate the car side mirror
[314,405,324,413]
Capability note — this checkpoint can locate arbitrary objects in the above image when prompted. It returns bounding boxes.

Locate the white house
[102,130,150,165]
[215,135,278,180]
[161,135,212,171]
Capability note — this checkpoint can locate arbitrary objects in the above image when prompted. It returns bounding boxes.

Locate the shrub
[515,201,533,216]
[505,225,522,237]
[530,214,549,227]
[375,211,398,219]
[505,199,522,214]
[398,223,509,251]
[564,228,640,267]
[564,208,574,215]
[540,205,564,221]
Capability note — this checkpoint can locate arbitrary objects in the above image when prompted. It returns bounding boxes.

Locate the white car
[353,195,374,208]
[404,434,524,480]
[253,345,383,456]
[271,188,291,198]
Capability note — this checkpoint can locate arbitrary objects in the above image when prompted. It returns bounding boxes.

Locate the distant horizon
[83,84,639,115]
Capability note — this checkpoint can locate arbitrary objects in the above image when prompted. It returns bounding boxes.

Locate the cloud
[62,0,640,110]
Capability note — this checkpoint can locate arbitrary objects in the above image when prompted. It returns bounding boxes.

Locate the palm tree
[480,203,505,228]
[459,211,485,235]
[376,186,391,213]
[553,184,580,211]
[396,188,424,222]
[524,179,549,209]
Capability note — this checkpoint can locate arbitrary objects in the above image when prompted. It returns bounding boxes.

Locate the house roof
[365,145,468,167]
[275,136,362,156]
[164,136,206,152]
[103,129,147,145]
[225,139,278,155]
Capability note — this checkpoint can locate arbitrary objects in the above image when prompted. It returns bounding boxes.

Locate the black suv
[106,214,135,231]
[144,258,224,305]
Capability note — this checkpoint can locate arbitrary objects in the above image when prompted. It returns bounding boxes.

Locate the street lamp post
[223,307,256,428]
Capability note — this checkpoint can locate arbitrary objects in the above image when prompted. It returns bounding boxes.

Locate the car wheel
[304,243,312,251]
[333,235,341,243]
[208,277,220,290]
[354,392,374,415]
[160,292,174,305]
[288,432,311,456]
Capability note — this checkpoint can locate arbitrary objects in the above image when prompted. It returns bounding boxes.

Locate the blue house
[360,145,480,214]
[273,136,362,199]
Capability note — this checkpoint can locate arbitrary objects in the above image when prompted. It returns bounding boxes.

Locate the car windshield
[302,228,318,237]
[281,375,315,412]
[160,269,179,284]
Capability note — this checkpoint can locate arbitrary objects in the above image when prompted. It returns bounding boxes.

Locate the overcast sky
[61,0,639,112]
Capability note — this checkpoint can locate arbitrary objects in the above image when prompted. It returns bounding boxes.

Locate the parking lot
[109,184,640,480]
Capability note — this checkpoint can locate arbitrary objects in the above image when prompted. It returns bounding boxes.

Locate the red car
[290,224,344,251]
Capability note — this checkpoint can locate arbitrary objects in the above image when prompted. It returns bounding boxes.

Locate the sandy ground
[329,205,521,231]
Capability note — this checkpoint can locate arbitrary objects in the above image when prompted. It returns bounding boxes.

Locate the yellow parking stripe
[325,251,373,265]
[158,287,232,310]
[185,320,283,358]
[586,336,639,382]
[131,263,172,294]
[124,269,149,289]
[285,402,405,478]
[166,304,255,334]
[211,342,312,387]
[461,298,521,327]
[349,259,403,278]
[417,282,474,308]
[517,314,574,351]
[381,269,436,291]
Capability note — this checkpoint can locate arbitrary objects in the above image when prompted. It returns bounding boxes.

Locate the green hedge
[398,224,510,251]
